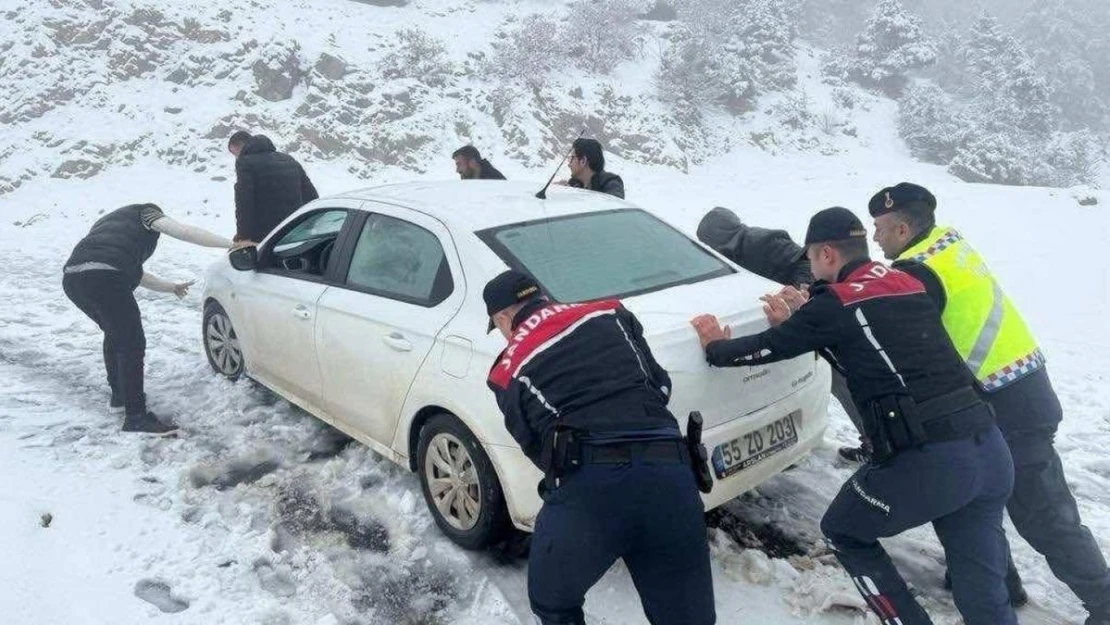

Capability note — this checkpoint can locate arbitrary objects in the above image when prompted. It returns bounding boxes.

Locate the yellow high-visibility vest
[898,226,1043,391]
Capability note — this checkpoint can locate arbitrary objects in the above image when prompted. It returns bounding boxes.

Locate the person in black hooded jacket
[229,132,319,244]
[696,206,872,462]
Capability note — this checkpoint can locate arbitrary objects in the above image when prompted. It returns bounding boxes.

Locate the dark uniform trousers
[992,368,1110,615]
[821,424,1016,625]
[528,458,715,625]
[62,270,147,415]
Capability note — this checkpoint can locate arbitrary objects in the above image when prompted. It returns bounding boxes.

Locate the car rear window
[476,209,734,302]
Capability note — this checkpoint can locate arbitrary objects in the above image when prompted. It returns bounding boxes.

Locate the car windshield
[477,209,734,302]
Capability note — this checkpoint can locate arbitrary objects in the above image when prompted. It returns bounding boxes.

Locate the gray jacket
[696,207,812,288]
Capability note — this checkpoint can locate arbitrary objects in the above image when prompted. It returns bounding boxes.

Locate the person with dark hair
[692,207,1017,625]
[63,204,232,435]
[562,138,624,199]
[696,206,872,463]
[230,132,319,244]
[452,145,506,180]
[871,182,1110,624]
[484,270,715,625]
[227,130,252,157]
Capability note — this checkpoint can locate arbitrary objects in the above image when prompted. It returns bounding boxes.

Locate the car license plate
[711,411,800,479]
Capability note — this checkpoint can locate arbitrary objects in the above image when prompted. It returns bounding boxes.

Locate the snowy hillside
[0,0,921,197]
[1,0,1109,624]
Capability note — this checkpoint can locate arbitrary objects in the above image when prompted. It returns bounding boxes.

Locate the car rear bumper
[489,361,832,532]
[699,360,831,511]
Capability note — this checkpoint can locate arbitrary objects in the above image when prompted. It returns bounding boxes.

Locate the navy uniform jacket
[705,259,974,415]
[487,298,676,470]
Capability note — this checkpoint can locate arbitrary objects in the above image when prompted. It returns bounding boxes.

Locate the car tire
[417,413,510,550]
[203,301,244,381]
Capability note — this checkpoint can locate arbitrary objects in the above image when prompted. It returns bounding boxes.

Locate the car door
[235,205,357,411]
[315,204,465,445]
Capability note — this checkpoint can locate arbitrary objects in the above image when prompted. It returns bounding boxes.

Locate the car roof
[329,180,638,232]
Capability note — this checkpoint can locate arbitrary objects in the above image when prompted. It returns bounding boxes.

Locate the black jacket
[66,204,163,289]
[705,259,974,415]
[487,299,676,470]
[696,207,812,287]
[569,171,625,199]
[477,159,506,180]
[234,135,319,242]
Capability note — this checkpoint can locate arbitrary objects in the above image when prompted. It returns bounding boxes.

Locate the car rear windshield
[477,209,734,302]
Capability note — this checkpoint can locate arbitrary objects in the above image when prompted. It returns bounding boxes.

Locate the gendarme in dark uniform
[483,270,714,625]
[692,208,1016,625]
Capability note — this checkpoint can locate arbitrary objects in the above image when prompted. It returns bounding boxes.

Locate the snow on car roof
[331,180,637,232]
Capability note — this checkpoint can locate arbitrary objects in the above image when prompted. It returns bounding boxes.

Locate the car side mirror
[228,245,259,271]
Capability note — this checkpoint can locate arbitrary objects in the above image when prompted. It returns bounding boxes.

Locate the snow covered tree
[658,0,797,113]
[488,14,562,88]
[848,0,935,97]
[560,0,648,75]
[962,13,1055,139]
[378,28,453,87]
[1017,0,1108,132]
[897,81,966,164]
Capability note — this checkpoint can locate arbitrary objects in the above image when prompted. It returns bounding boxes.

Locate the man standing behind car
[484,270,714,625]
[559,138,625,199]
[228,131,319,245]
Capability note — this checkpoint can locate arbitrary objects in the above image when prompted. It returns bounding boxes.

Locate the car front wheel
[203,301,244,380]
[417,413,510,550]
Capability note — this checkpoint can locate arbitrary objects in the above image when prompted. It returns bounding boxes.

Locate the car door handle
[383,332,413,352]
[292,306,311,320]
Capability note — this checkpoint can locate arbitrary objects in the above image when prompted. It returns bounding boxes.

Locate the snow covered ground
[1,136,1107,625]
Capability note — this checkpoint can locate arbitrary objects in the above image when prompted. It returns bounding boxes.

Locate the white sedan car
[202,181,830,549]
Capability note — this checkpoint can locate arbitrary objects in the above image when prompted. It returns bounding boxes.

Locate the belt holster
[866,394,929,463]
[541,427,582,491]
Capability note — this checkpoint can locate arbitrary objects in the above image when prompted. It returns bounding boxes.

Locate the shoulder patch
[487,299,621,389]
[829,262,925,305]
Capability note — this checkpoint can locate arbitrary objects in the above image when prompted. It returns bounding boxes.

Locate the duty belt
[541,429,689,491]
[867,386,994,463]
[578,439,690,465]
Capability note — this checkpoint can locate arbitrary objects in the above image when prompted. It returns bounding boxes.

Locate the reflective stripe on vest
[899,226,1044,391]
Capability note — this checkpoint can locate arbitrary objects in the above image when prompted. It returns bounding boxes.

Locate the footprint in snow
[134,579,190,613]
[253,558,297,598]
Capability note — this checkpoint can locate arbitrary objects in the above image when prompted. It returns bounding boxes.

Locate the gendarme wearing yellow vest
[897,226,1044,392]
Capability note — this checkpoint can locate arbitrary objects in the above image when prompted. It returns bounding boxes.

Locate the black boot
[122,410,179,436]
[1005,563,1028,608]
[838,445,870,463]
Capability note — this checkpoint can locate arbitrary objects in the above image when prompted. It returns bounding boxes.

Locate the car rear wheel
[203,302,244,380]
[417,413,510,550]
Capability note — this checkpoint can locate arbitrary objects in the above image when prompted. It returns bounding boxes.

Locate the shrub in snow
[560,0,648,75]
[658,0,797,114]
[897,81,967,164]
[488,14,562,88]
[1039,131,1103,188]
[848,0,935,97]
[819,47,853,84]
[378,28,453,87]
[948,134,1032,186]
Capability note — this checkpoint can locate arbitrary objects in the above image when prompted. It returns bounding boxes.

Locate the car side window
[345,213,453,306]
[264,209,349,277]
